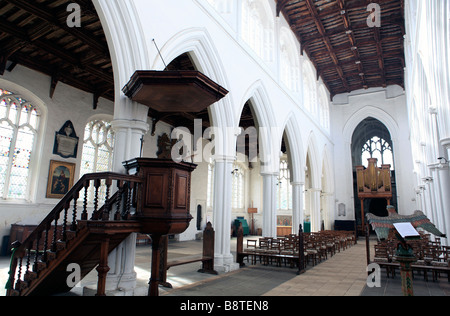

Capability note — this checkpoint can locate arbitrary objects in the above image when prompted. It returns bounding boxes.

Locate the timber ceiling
[0,0,114,108]
[276,0,405,98]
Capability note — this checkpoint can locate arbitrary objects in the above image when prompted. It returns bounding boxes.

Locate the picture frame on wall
[46,160,76,199]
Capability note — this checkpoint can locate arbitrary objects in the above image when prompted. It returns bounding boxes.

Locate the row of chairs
[373,234,450,281]
[244,230,356,268]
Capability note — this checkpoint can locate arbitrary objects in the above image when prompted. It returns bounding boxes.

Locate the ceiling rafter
[0,0,114,105]
[304,0,351,93]
[276,0,405,98]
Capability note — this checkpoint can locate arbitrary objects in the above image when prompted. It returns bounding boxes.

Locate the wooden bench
[160,223,218,288]
[375,261,450,282]
[236,224,307,275]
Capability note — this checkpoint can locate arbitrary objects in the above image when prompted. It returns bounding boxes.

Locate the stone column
[212,155,238,272]
[309,188,322,232]
[261,173,278,238]
[291,182,304,234]
[105,100,149,294]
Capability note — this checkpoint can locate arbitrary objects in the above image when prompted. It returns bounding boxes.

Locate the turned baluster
[33,235,40,272]
[15,257,23,289]
[42,222,51,263]
[124,181,135,219]
[62,202,69,242]
[25,247,32,276]
[51,214,60,253]
[92,179,101,220]
[102,178,112,221]
[71,191,79,231]
[114,180,123,220]
[81,181,90,220]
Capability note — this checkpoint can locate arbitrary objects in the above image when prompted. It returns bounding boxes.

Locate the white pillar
[310,188,321,232]
[292,182,304,234]
[105,100,149,294]
[212,156,238,272]
[262,173,278,238]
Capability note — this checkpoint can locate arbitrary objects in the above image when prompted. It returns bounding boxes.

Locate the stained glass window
[0,88,40,200]
[277,159,292,210]
[232,163,245,209]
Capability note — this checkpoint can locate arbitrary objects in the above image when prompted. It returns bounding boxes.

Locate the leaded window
[277,159,292,210]
[362,136,394,169]
[232,163,245,209]
[80,120,115,204]
[0,88,40,200]
[80,120,114,176]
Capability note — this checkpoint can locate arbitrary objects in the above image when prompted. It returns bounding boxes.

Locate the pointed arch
[239,80,280,174]
[279,113,305,183]
[306,132,321,190]
[154,27,235,157]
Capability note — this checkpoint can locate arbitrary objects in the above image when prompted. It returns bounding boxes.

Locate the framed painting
[46,160,76,199]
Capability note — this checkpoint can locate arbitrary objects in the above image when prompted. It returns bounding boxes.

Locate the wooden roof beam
[304,0,350,92]
[4,0,108,55]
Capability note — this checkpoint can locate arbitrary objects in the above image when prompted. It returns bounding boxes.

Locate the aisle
[263,241,369,296]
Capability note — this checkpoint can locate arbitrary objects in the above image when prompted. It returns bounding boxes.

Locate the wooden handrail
[6,172,143,295]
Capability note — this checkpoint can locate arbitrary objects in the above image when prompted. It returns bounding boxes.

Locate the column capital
[212,154,236,164]
[111,119,149,134]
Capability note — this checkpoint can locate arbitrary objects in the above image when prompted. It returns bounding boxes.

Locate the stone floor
[1,237,449,297]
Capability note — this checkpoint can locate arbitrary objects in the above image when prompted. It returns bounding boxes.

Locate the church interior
[0,0,449,298]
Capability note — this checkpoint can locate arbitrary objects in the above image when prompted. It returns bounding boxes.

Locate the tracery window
[361,136,394,169]
[280,28,300,91]
[277,159,292,210]
[80,120,115,176]
[0,88,40,200]
[318,87,330,131]
[302,62,317,115]
[232,163,245,209]
[80,120,115,203]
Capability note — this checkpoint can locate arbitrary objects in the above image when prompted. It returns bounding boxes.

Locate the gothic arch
[154,27,235,158]
[280,113,305,183]
[343,106,399,145]
[239,80,280,174]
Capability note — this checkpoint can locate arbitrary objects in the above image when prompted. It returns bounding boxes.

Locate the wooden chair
[244,239,258,264]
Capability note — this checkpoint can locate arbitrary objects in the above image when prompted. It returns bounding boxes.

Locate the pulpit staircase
[5,173,143,296]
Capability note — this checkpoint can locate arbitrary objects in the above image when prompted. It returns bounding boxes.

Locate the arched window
[80,120,115,176]
[241,0,274,61]
[0,88,40,200]
[302,61,317,115]
[280,28,300,91]
[318,86,330,131]
[232,163,245,209]
[277,158,292,210]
